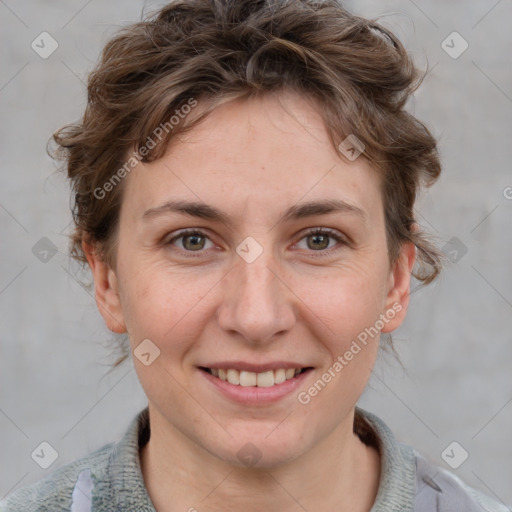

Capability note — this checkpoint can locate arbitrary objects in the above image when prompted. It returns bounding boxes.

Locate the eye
[165,227,347,257]
[295,228,347,253]
[166,229,214,253]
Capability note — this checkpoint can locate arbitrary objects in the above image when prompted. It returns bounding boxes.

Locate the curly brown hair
[52,0,443,286]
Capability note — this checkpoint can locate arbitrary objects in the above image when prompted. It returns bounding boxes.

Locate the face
[86,90,414,468]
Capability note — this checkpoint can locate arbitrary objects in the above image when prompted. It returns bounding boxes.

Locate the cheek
[117,260,218,352]
[295,269,387,411]
[298,261,390,340]
[119,267,216,404]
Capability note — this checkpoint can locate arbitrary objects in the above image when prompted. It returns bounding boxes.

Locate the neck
[140,406,380,512]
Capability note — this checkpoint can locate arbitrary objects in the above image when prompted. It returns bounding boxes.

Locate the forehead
[122,91,383,226]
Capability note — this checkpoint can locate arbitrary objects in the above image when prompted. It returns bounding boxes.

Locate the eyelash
[165,227,348,257]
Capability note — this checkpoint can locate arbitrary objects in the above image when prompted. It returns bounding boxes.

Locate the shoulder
[0,442,113,512]
[355,408,511,512]
[0,408,153,512]
[411,446,511,512]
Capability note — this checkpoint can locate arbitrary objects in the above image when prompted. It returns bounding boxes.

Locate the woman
[2,0,509,510]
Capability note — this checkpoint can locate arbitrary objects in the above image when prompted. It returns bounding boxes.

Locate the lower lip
[199,368,313,405]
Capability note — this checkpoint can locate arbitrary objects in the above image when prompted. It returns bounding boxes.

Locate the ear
[82,239,127,334]
[380,239,416,333]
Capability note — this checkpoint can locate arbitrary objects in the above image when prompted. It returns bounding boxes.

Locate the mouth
[199,366,313,388]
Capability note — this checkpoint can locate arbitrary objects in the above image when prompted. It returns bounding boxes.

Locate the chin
[211,428,311,470]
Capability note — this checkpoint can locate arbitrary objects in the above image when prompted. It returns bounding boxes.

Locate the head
[53,0,442,468]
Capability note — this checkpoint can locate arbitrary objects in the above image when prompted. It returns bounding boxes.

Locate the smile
[200,367,311,387]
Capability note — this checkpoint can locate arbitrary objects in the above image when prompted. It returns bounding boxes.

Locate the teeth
[227,369,240,385]
[274,368,286,384]
[208,367,304,387]
[256,370,274,387]
[239,371,257,387]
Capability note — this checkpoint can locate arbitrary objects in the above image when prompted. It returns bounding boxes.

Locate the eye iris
[177,231,336,252]
[308,233,329,250]
[183,233,205,251]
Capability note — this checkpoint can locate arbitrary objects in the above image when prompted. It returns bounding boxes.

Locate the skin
[84,90,415,512]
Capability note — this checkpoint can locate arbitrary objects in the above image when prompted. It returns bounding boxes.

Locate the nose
[216,243,296,345]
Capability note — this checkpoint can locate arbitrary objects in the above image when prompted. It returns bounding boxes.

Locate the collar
[90,407,155,511]
[355,407,416,512]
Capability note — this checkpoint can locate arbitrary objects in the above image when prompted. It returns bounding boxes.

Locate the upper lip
[199,361,311,372]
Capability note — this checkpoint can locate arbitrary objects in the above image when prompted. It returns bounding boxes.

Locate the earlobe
[82,239,127,334]
[380,241,416,333]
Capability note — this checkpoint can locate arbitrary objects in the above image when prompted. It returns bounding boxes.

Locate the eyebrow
[142,198,367,227]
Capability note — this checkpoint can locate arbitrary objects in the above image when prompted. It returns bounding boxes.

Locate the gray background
[1,0,511,506]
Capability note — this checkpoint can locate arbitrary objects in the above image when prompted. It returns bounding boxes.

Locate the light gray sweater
[1,407,510,511]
